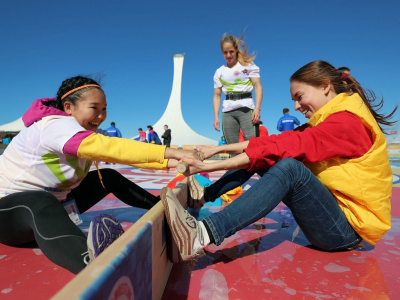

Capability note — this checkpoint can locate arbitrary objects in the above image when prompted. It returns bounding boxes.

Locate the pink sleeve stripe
[63,131,94,156]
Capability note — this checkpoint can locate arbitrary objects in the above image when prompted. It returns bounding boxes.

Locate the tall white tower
[152,54,217,146]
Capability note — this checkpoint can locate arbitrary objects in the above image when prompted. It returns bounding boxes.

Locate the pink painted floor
[164,166,400,299]
[0,164,399,299]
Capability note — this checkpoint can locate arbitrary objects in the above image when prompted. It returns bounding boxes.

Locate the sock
[192,221,210,251]
[200,220,214,244]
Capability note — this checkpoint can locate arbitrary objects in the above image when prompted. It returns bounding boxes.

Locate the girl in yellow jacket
[161,60,397,262]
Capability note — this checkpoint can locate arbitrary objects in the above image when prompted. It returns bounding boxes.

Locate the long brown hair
[220,33,256,66]
[290,60,397,133]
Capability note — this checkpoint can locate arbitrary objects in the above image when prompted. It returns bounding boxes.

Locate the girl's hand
[252,109,261,124]
[195,145,213,160]
[213,118,220,132]
[191,149,205,161]
[181,156,205,176]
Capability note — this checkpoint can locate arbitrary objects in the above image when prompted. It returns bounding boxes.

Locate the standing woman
[213,33,263,144]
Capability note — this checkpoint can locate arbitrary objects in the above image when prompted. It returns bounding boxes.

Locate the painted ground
[0,163,399,299]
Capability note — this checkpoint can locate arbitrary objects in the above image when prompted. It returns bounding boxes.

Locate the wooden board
[52,180,187,300]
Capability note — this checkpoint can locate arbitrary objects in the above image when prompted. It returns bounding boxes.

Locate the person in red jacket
[258,121,268,136]
[161,60,396,261]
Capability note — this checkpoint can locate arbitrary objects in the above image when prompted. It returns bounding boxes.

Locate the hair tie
[341,72,349,80]
[61,84,101,100]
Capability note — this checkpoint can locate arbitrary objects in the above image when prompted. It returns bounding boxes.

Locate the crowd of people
[0,31,396,277]
[134,125,171,146]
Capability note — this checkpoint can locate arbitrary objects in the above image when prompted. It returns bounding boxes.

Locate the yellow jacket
[306,93,392,244]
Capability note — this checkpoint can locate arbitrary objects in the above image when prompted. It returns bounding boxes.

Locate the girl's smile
[290,81,336,119]
[64,89,107,131]
[221,42,238,68]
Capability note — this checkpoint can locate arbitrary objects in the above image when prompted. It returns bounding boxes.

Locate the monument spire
[152,54,217,146]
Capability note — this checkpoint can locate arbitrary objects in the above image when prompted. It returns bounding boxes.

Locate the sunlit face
[64,89,107,131]
[290,81,332,119]
[221,42,238,67]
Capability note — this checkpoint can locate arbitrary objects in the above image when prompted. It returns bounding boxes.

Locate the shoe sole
[88,214,124,259]
[187,176,204,208]
[161,187,200,263]
[161,188,184,263]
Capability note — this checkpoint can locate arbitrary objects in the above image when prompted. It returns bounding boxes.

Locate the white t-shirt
[0,116,91,201]
[213,61,260,112]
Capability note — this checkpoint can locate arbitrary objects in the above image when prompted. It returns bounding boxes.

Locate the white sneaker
[161,187,205,262]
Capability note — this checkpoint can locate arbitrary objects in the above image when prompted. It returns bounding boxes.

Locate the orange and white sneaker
[161,187,206,262]
[187,175,206,209]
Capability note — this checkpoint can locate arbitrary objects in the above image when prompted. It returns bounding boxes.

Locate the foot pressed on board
[87,214,124,261]
[187,175,206,209]
[161,187,205,262]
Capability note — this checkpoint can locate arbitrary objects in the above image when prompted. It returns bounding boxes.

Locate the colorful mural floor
[0,163,399,299]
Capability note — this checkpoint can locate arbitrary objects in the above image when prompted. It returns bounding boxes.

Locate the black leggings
[0,169,159,274]
[204,168,268,203]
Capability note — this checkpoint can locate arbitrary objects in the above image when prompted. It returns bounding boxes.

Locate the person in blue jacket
[277,108,300,132]
[105,122,122,137]
[218,136,227,145]
[147,125,162,145]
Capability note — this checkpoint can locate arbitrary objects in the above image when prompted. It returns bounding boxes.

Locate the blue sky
[1,0,399,142]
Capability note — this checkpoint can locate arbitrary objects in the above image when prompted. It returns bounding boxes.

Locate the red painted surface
[163,199,400,299]
[0,165,399,299]
[162,171,400,299]
[392,187,400,218]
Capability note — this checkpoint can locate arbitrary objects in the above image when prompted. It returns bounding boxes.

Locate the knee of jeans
[275,157,300,170]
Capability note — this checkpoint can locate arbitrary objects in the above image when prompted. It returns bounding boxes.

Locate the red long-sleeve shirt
[244,111,374,171]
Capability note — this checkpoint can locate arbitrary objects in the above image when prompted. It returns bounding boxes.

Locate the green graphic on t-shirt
[219,78,253,93]
[42,153,91,190]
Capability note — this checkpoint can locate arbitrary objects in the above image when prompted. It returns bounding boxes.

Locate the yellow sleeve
[77,133,169,170]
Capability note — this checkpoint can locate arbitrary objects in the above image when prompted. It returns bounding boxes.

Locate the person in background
[162,60,396,262]
[218,136,227,146]
[0,76,203,274]
[258,121,269,136]
[338,66,351,76]
[105,122,122,137]
[147,125,162,145]
[2,135,11,145]
[212,33,263,145]
[138,128,147,142]
[239,120,268,142]
[162,125,172,147]
[277,108,300,132]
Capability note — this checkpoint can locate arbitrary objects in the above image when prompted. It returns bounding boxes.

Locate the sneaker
[161,187,205,262]
[87,214,124,261]
[187,175,206,209]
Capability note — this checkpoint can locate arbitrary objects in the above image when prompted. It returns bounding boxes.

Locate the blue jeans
[202,158,361,251]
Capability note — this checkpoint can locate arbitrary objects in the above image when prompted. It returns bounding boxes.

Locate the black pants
[204,168,268,203]
[0,169,159,274]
